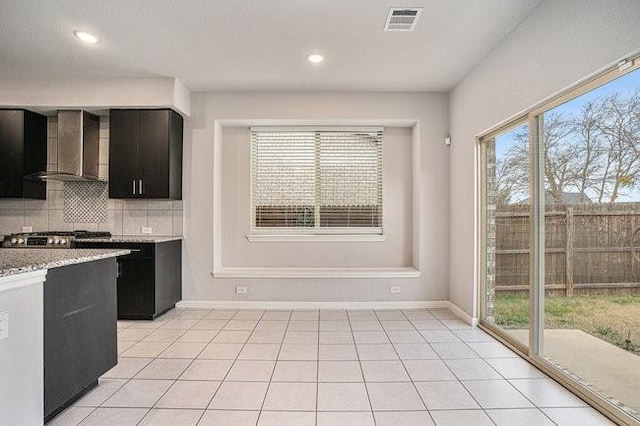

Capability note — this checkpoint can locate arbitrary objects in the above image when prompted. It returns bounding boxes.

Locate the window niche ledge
[246,233,387,242]
[212,267,420,278]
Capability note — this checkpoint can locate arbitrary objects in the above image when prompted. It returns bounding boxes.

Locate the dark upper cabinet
[109,109,183,199]
[108,110,140,198]
[0,109,47,199]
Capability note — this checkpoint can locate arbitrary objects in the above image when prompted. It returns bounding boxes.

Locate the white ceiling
[0,0,541,92]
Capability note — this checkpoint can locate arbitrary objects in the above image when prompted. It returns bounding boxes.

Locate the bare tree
[541,112,576,204]
[493,89,640,205]
[595,91,640,202]
[493,127,529,204]
[569,100,606,202]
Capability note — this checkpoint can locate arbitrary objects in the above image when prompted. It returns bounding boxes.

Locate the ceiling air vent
[384,8,423,32]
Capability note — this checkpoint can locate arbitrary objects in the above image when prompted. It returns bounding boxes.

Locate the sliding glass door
[537,66,640,422]
[480,60,640,423]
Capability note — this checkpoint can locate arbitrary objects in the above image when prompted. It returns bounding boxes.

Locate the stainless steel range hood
[28,110,101,182]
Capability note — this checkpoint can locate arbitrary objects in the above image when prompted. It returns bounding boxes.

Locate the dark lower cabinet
[75,240,182,320]
[44,258,118,423]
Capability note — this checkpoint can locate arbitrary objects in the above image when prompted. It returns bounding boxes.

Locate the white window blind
[251,128,383,234]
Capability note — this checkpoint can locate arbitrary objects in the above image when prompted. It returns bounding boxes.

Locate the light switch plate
[0,311,9,341]
[141,227,152,234]
[236,286,248,294]
[22,226,33,233]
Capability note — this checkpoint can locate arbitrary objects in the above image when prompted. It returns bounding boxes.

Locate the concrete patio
[508,329,640,418]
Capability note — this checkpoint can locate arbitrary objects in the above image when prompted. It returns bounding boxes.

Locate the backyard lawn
[494,294,640,355]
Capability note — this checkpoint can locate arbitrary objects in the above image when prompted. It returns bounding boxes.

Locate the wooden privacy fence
[495,203,640,295]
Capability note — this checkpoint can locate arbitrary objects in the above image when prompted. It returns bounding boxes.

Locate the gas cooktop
[2,231,112,248]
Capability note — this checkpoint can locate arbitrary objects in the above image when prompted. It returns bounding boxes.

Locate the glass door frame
[477,117,531,357]
[477,55,640,426]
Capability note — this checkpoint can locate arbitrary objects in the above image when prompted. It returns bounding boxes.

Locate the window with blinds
[251,128,383,235]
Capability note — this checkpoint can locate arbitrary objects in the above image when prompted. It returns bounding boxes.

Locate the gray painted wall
[182,92,450,302]
[448,0,640,316]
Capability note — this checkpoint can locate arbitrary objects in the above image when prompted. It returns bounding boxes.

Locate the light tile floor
[48,308,615,426]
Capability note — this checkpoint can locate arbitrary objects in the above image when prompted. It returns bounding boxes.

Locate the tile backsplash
[64,181,109,223]
[0,116,183,236]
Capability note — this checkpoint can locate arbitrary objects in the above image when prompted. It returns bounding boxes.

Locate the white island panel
[0,270,46,426]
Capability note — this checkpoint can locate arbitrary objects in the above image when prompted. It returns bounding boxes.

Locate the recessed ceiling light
[73,30,100,44]
[307,54,324,64]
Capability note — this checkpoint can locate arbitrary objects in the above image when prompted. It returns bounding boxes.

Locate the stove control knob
[10,238,17,244]
[17,238,24,244]
[53,239,60,245]
[60,239,67,245]
[48,238,54,244]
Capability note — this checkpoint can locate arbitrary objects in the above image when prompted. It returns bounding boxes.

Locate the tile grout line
[75,316,174,425]
[180,310,237,426]
[402,309,448,426]
[135,309,229,426]
[71,403,100,425]
[348,309,377,426]
[67,324,145,423]
[429,312,528,425]
[82,310,226,425]
[445,325,560,424]
[374,308,434,424]
[396,309,501,423]
[77,315,180,425]
[255,310,293,426]
[209,309,267,425]
[421,310,554,425]
[418,310,501,425]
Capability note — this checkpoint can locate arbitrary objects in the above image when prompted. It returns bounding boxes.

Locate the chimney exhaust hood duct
[28,110,101,182]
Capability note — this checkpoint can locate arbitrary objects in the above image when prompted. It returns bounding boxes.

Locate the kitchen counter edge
[77,235,183,243]
[0,249,131,279]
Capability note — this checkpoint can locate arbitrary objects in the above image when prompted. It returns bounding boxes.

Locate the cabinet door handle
[132,180,136,195]
[139,179,143,195]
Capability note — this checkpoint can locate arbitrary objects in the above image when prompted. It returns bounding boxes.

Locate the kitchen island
[0,248,129,425]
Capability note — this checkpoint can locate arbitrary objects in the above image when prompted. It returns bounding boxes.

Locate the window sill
[212,267,420,278]
[246,234,386,242]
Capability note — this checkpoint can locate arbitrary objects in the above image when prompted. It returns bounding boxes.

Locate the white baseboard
[176,299,479,326]
[177,300,449,310]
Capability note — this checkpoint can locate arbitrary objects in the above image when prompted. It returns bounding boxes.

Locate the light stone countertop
[0,248,131,278]
[76,235,183,243]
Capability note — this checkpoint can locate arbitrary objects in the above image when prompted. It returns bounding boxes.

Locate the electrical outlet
[390,286,401,294]
[0,311,8,341]
[22,226,33,233]
[141,227,152,234]
[236,286,248,294]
